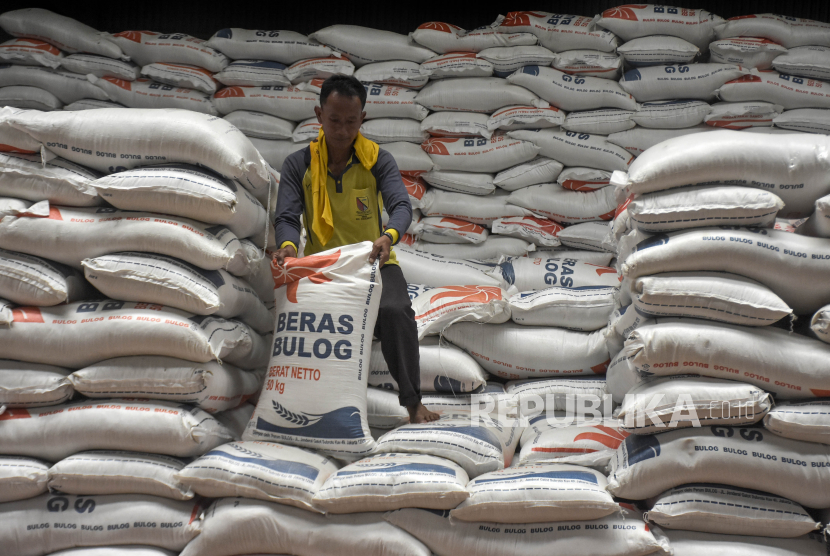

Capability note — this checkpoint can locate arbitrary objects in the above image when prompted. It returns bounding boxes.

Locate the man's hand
[369,234,392,267]
[271,244,297,268]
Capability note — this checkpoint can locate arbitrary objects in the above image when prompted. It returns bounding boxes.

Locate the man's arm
[272,150,307,266]
[373,148,413,241]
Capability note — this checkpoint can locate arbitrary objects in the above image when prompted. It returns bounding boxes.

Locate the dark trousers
[374,264,421,407]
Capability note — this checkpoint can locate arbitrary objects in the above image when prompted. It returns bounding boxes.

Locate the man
[271,74,439,424]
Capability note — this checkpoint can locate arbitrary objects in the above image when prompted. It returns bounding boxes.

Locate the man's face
[314,91,366,151]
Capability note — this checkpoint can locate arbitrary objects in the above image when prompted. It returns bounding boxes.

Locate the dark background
[0,1,827,40]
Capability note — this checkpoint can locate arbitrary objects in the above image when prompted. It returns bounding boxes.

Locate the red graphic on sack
[599,208,618,221]
[47,207,63,221]
[586,263,620,281]
[103,76,132,90]
[12,307,44,323]
[112,31,158,43]
[159,63,217,80]
[0,408,32,420]
[417,286,503,321]
[728,14,759,20]
[0,144,37,154]
[501,12,550,27]
[0,39,60,54]
[575,425,630,448]
[601,5,648,20]
[614,195,634,219]
[272,250,340,303]
[214,86,246,98]
[592,359,610,374]
[727,74,762,83]
[402,176,426,200]
[417,22,460,33]
[514,215,563,236]
[399,233,416,246]
[421,137,457,156]
[438,217,485,234]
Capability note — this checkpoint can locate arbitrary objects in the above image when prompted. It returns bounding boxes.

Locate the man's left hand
[369,234,392,267]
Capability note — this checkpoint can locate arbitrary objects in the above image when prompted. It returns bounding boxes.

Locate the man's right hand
[272,244,298,268]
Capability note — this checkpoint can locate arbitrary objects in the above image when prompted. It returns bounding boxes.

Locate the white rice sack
[420,111,491,139]
[361,118,426,144]
[518,417,628,468]
[704,101,783,129]
[419,52,495,79]
[477,46,556,78]
[412,235,534,261]
[368,336,488,393]
[213,401,255,440]
[354,61,428,89]
[562,109,635,135]
[715,14,830,49]
[0,151,101,206]
[506,182,618,223]
[416,77,546,113]
[646,484,820,538]
[0,64,111,104]
[283,56,354,84]
[363,83,427,120]
[662,528,827,556]
[607,125,713,156]
[610,130,830,218]
[608,425,830,507]
[421,134,540,173]
[224,110,294,140]
[626,319,830,399]
[176,440,338,509]
[716,69,830,109]
[494,158,563,191]
[508,129,633,173]
[401,175,428,209]
[291,117,320,143]
[772,46,830,81]
[616,36,700,67]
[59,53,140,81]
[109,31,228,72]
[70,356,263,413]
[631,272,792,326]
[507,377,611,419]
[0,85,62,111]
[509,286,615,330]
[46,548,176,556]
[313,452,469,513]
[558,167,612,191]
[411,21,538,54]
[552,50,622,80]
[0,8,123,59]
[490,215,562,246]
[0,399,232,460]
[0,360,72,409]
[252,137,308,171]
[619,63,747,102]
[489,255,620,292]
[507,66,636,112]
[633,99,712,129]
[0,249,91,306]
[557,222,613,252]
[0,38,63,68]
[421,189,532,226]
[213,60,291,87]
[213,85,317,121]
[0,197,49,218]
[205,29,332,64]
[774,108,830,134]
[444,322,610,379]
[618,375,771,434]
[497,12,620,53]
[412,284,510,338]
[62,99,124,111]
[764,400,830,445]
[0,106,41,153]
[140,63,218,94]
[180,497,430,556]
[309,25,437,67]
[47,451,192,500]
[486,105,565,131]
[0,456,48,503]
[0,300,265,369]
[597,5,723,50]
[710,38,787,70]
[415,216,490,243]
[394,246,501,288]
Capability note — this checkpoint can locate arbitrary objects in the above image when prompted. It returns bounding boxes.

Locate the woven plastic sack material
[477,46,555,77]
[518,417,628,467]
[616,36,699,67]
[176,440,338,509]
[557,222,613,252]
[774,109,830,135]
[205,29,332,64]
[563,109,635,135]
[704,101,783,129]
[0,8,124,59]
[109,31,228,72]
[507,182,617,224]
[421,134,539,173]
[416,77,546,113]
[0,38,63,68]
[412,235,534,261]
[633,100,712,129]
[71,356,263,413]
[47,451,192,500]
[717,70,830,110]
[213,401,255,440]
[509,286,615,330]
[508,66,636,112]
[0,399,232,460]
[92,164,266,239]
[494,158,563,191]
[620,64,747,102]
[419,52,494,79]
[451,463,617,523]
[608,125,713,156]
[0,456,48,503]
[0,197,49,218]
[361,118,425,144]
[0,64,110,104]
[710,38,786,70]
[354,61,427,89]
[0,249,90,306]
[0,360,72,409]
[557,167,611,191]
[421,189,532,226]
[552,50,622,80]
[224,110,294,140]
[181,497,430,556]
[626,319,830,398]
[401,175,427,209]
[663,528,827,556]
[369,336,488,393]
[62,99,124,111]
[0,106,41,153]
[213,60,290,87]
[362,83,427,120]
[60,53,140,80]
[597,5,723,50]
[283,56,354,84]
[0,151,101,206]
[244,242,380,459]
[772,46,830,81]
[486,105,565,131]
[618,375,771,433]
[251,138,307,171]
[411,21,537,54]
[140,63,218,94]
[507,377,611,417]
[412,285,510,339]
[490,215,562,246]
[445,322,610,379]
[310,25,436,67]
[394,246,501,288]
[715,14,830,49]
[648,485,820,538]
[291,117,321,143]
[509,129,633,173]
[498,12,619,53]
[313,452,469,513]
[631,272,792,326]
[612,130,830,218]
[48,549,177,556]
[415,216,489,243]
[764,400,830,445]
[609,425,830,507]
[3,108,271,196]
[0,85,61,110]
[422,169,496,196]
[213,85,317,121]
[0,493,201,556]
[421,111,490,138]
[0,301,265,369]
[489,255,620,292]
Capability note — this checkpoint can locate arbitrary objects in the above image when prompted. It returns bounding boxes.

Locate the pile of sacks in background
[1,4,830,556]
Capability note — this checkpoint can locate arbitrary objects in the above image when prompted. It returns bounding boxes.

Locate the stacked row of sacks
[0,106,283,555]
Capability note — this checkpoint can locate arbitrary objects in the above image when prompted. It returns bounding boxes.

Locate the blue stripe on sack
[403,425,502,450]
[201,451,321,480]
[337,462,457,477]
[475,470,599,485]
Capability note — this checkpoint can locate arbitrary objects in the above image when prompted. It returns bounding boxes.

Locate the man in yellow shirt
[271,75,439,424]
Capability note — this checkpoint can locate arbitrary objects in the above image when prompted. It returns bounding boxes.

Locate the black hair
[319,74,367,108]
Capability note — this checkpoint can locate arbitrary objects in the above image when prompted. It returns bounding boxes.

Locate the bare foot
[408,402,440,424]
